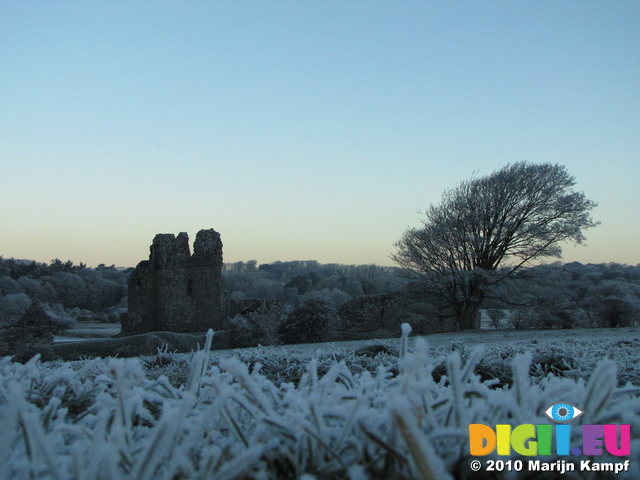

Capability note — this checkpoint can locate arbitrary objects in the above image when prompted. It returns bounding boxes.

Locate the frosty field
[2,326,640,480]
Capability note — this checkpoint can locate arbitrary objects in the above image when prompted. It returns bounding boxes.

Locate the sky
[1,1,639,268]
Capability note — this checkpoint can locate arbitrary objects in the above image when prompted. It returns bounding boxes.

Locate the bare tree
[487,309,506,329]
[508,308,532,330]
[392,162,599,330]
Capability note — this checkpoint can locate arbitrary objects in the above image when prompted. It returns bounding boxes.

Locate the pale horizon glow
[1,1,638,268]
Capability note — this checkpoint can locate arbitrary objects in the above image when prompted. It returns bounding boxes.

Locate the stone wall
[121,229,224,335]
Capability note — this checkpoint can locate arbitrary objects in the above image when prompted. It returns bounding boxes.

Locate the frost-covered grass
[141,333,640,389]
[2,328,640,479]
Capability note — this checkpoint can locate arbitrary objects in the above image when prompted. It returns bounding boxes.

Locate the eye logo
[544,403,583,423]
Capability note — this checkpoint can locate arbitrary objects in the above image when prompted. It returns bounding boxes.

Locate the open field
[208,326,640,357]
[54,321,121,343]
[3,326,640,479]
[55,320,640,350]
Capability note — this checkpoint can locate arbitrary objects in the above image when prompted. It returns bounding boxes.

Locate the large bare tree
[392,162,599,330]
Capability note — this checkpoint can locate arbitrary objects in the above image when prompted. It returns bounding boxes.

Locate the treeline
[220,261,408,347]
[484,261,640,329]
[0,257,131,326]
[222,260,406,308]
[1,256,638,334]
[222,260,640,329]
[0,257,406,328]
[221,260,640,349]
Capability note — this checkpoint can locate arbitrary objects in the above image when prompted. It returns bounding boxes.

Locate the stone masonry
[121,229,223,335]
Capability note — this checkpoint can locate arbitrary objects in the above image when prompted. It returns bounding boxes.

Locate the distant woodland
[0,256,638,333]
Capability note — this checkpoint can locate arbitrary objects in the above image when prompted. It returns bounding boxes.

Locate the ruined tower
[121,229,223,335]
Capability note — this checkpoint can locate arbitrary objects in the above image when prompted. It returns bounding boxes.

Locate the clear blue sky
[1,1,638,268]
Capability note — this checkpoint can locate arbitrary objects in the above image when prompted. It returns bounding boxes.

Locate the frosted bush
[1,330,639,479]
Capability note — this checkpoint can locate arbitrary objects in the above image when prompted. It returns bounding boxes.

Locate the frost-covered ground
[231,326,640,353]
[2,326,640,479]
[54,322,121,343]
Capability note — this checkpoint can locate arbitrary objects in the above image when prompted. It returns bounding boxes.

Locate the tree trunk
[458,278,484,330]
[458,303,481,330]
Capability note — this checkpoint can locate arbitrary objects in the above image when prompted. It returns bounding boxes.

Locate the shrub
[597,296,637,328]
[278,298,340,344]
[0,293,31,324]
[43,303,77,334]
[486,309,506,329]
[507,308,533,330]
[354,343,398,358]
[225,310,280,348]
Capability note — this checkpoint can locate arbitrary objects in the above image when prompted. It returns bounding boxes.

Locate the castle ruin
[120,229,224,335]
